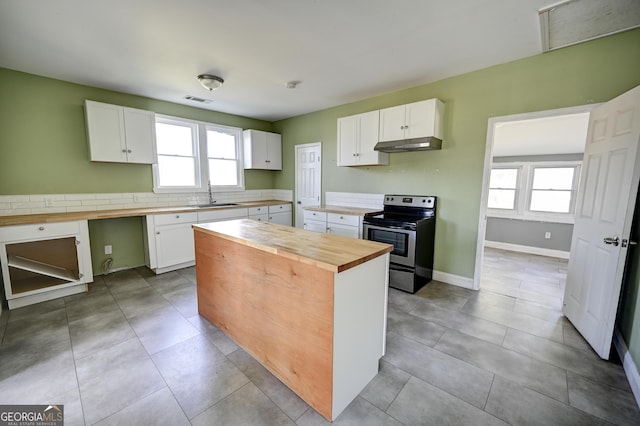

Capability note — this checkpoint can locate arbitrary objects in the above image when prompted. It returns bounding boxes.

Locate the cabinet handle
[176,215,180,218]
[127,149,132,153]
[122,149,127,153]
[38,226,45,231]
[156,231,160,235]
[340,216,344,219]
[78,273,84,279]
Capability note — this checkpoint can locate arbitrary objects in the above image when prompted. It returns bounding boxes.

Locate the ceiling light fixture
[197,74,224,91]
[285,81,300,89]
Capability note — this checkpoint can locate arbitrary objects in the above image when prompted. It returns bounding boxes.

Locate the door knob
[603,236,620,246]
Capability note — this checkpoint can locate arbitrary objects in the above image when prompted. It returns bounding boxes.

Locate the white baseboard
[613,328,640,409]
[433,270,474,289]
[484,240,570,259]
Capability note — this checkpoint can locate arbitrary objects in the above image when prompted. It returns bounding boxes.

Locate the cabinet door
[243,130,268,169]
[249,213,269,223]
[378,104,406,142]
[265,132,282,170]
[269,212,292,226]
[123,107,156,164]
[85,100,127,162]
[337,115,358,166]
[327,223,359,238]
[303,220,327,233]
[404,100,436,140]
[155,223,195,268]
[356,110,383,165]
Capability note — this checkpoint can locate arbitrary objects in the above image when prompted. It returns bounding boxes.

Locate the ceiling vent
[184,95,212,103]
[539,0,640,52]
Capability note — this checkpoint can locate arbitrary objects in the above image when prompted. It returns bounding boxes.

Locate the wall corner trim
[614,328,640,409]
[433,270,474,289]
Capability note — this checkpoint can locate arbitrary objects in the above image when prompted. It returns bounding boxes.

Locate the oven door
[363,223,416,268]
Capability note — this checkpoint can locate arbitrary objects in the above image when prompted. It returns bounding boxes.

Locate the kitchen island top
[193,218,391,273]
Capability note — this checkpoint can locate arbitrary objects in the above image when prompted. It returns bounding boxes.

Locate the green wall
[273,28,640,280]
[0,69,277,272]
[2,29,640,368]
[0,68,276,195]
[273,29,640,366]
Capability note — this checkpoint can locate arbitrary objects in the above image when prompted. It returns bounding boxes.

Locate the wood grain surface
[0,200,291,226]
[303,205,383,216]
[193,219,392,273]
[195,231,335,420]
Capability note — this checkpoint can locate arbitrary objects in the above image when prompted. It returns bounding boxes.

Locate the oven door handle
[365,224,414,232]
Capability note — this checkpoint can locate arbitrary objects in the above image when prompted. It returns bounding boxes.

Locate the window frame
[152,114,245,194]
[488,161,581,224]
[487,166,521,211]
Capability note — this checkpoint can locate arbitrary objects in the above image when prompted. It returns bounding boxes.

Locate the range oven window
[368,228,409,257]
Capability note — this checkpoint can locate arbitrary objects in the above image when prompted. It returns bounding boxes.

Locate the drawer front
[268,204,292,213]
[303,210,327,221]
[153,212,198,226]
[198,208,248,222]
[0,221,81,242]
[248,206,268,216]
[327,213,359,227]
[249,213,269,222]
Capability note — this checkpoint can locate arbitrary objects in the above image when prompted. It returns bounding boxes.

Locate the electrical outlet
[104,245,113,255]
[544,232,551,240]
[45,197,54,207]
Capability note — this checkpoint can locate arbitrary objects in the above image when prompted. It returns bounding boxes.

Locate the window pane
[530,190,571,213]
[532,168,574,190]
[207,130,236,159]
[155,122,194,156]
[488,189,515,209]
[209,159,238,186]
[490,168,518,189]
[158,156,196,186]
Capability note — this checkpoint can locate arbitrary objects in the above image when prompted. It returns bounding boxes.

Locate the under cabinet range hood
[374,98,445,153]
[374,136,442,152]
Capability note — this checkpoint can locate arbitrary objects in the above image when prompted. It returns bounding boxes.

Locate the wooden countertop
[0,200,290,227]
[193,219,392,273]
[304,205,382,216]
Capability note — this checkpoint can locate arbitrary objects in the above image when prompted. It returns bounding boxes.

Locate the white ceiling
[0,0,584,121]
[493,113,590,157]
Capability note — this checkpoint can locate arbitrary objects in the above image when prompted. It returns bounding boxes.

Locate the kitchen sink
[196,203,241,208]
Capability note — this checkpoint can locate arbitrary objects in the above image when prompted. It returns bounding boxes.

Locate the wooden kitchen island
[193,219,392,421]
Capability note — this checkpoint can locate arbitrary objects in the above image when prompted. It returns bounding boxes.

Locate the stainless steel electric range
[363,195,436,293]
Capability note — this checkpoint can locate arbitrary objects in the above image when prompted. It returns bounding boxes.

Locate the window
[488,168,519,210]
[530,167,576,213]
[155,118,198,188]
[488,161,581,222]
[153,115,244,193]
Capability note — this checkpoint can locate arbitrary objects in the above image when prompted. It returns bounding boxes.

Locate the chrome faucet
[208,181,216,204]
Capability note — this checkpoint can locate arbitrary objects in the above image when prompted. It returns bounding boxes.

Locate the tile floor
[0,248,638,425]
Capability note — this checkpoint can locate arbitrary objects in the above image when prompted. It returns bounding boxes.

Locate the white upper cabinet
[85,100,156,164]
[379,99,444,142]
[337,110,388,166]
[243,129,282,170]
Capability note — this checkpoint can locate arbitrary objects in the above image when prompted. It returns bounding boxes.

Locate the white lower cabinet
[145,212,198,274]
[248,206,269,223]
[303,210,327,233]
[0,220,93,309]
[249,204,292,226]
[303,210,363,238]
[146,204,290,274]
[268,204,292,226]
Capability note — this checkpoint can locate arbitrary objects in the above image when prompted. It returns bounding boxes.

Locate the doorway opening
[474,106,595,310]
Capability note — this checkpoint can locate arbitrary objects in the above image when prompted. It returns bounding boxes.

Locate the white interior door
[295,143,321,228]
[564,85,640,359]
